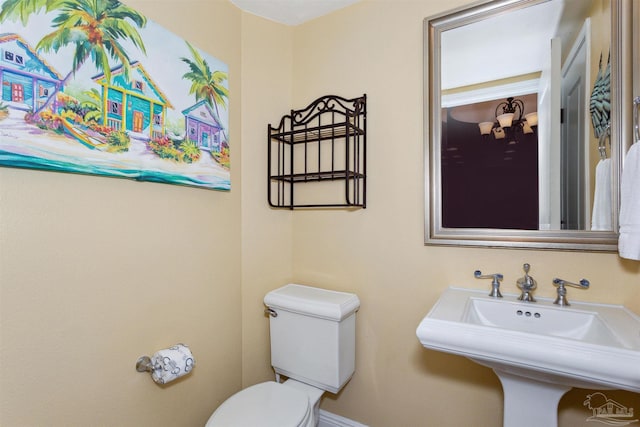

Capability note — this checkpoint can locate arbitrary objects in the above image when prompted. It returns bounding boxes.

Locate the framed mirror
[424,0,634,250]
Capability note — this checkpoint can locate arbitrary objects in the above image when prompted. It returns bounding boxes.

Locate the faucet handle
[474,270,503,298]
[552,278,590,306]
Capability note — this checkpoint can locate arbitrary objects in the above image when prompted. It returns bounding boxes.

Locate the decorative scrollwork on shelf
[284,95,363,127]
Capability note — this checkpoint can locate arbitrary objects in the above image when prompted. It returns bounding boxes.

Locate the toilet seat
[205,381,313,427]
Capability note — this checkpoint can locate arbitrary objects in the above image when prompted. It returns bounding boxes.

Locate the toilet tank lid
[264,284,360,321]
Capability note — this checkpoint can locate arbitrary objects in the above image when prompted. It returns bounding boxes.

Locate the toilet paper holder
[135,356,154,373]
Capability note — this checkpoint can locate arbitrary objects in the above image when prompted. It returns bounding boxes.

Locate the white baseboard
[318,409,368,427]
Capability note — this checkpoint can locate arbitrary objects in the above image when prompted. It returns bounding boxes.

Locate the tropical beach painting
[0,0,230,190]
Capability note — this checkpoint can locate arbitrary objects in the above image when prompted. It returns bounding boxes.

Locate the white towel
[591,158,612,231]
[619,143,640,260]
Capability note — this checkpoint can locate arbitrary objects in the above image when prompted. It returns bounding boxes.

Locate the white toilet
[205,283,360,427]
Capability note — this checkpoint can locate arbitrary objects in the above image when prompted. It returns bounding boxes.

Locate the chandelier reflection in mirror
[478,97,538,140]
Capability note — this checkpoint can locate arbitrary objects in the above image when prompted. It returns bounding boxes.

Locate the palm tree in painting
[181,41,229,121]
[1,0,147,115]
[0,0,63,25]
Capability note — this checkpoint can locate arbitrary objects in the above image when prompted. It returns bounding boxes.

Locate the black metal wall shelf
[268,94,367,209]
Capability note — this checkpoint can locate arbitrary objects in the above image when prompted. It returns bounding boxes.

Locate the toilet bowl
[205,284,360,427]
[205,380,324,427]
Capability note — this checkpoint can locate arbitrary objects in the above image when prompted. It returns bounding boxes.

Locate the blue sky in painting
[0,3,229,130]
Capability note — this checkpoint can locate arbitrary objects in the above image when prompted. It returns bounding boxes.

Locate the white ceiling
[229,0,361,26]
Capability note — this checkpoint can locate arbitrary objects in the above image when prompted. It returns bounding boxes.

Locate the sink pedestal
[495,369,571,427]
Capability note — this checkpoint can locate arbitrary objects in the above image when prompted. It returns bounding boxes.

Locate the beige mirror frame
[424,0,634,251]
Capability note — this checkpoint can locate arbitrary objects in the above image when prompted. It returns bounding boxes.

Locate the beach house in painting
[182,100,224,153]
[0,33,62,112]
[92,61,172,140]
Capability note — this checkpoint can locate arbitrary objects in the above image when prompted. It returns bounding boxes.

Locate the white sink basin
[416,287,640,427]
[464,297,623,347]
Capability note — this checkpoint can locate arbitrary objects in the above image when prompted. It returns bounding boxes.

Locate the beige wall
[240,13,294,387]
[0,1,243,425]
[2,0,640,426]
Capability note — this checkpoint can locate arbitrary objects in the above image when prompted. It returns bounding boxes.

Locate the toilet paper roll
[150,343,195,385]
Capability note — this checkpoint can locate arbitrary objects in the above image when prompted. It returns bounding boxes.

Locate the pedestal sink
[416,287,640,427]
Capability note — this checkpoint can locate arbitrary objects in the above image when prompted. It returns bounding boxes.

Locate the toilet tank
[264,284,360,394]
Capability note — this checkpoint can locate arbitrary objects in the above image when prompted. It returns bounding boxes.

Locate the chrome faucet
[474,270,503,298]
[516,263,537,302]
[553,278,590,306]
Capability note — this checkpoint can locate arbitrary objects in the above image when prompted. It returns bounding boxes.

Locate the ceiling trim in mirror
[424,0,633,251]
